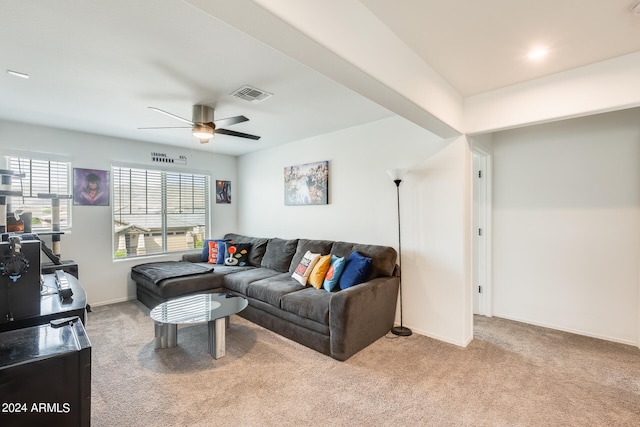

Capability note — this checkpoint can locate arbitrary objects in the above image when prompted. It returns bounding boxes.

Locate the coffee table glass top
[150,293,248,325]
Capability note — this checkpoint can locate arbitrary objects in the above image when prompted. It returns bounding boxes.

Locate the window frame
[111,163,210,260]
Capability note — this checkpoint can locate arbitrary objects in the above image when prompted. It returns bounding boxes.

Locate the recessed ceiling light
[527,48,548,61]
[7,70,30,79]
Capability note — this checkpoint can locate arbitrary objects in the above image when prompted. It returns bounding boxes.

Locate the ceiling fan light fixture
[192,124,214,140]
[143,104,260,142]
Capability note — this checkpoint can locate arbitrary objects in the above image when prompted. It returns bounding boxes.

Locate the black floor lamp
[387,169,412,337]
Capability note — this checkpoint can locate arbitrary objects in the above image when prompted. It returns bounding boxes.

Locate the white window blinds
[112,166,209,258]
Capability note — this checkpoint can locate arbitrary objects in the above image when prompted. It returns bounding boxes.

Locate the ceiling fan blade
[148,107,193,125]
[138,126,191,130]
[214,115,249,127]
[216,128,261,140]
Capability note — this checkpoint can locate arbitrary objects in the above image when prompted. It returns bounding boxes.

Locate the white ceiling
[362,0,640,96]
[2,0,640,155]
[0,0,393,156]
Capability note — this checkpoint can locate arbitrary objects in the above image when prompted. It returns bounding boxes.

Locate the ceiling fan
[139,105,260,143]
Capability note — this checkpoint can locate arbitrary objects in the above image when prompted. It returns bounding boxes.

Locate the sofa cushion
[241,297,330,335]
[323,255,346,292]
[131,267,224,300]
[222,268,281,295]
[224,243,251,266]
[280,287,331,325]
[223,233,269,267]
[288,239,334,273]
[245,273,304,307]
[261,238,299,272]
[201,239,229,262]
[308,254,331,289]
[207,240,226,264]
[331,241,397,280]
[291,250,321,286]
[339,251,372,289]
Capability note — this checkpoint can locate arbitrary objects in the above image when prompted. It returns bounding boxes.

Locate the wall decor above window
[284,160,329,206]
[73,168,110,206]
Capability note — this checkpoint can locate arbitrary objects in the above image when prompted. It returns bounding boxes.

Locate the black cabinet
[0,318,91,427]
[0,273,87,333]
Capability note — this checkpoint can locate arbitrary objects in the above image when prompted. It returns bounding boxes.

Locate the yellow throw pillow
[307,254,332,289]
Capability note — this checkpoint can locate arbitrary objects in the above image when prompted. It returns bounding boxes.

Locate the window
[112,166,209,259]
[8,156,71,231]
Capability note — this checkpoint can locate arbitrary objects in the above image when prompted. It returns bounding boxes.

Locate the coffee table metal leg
[208,317,226,359]
[154,322,177,349]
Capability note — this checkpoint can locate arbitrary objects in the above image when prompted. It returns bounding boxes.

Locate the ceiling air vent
[230,85,273,103]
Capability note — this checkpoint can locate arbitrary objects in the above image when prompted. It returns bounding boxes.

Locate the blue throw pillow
[338,251,372,290]
[201,239,228,262]
[215,241,226,264]
[322,255,346,292]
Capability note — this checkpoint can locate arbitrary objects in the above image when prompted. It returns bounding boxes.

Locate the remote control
[55,270,74,300]
[50,316,79,328]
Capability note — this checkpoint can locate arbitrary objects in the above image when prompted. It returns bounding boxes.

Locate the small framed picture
[73,168,110,206]
[216,180,231,204]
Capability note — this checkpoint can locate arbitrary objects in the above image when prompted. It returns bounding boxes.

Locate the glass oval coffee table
[150,293,248,359]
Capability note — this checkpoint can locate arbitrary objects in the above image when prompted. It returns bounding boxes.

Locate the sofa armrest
[329,276,399,361]
[181,251,202,263]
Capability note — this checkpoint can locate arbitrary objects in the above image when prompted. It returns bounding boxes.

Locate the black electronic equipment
[0,239,41,322]
[42,260,79,279]
[55,270,74,300]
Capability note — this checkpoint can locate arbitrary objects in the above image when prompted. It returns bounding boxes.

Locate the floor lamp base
[391,326,412,337]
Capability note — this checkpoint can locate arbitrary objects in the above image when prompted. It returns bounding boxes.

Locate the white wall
[237,115,473,346]
[402,135,474,345]
[491,108,640,345]
[0,119,237,306]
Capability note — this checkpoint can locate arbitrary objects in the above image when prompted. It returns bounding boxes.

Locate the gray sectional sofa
[132,233,400,360]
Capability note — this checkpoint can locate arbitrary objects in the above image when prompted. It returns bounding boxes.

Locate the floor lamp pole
[391,179,412,337]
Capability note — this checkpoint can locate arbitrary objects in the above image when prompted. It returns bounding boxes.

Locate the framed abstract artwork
[73,168,110,206]
[284,161,328,206]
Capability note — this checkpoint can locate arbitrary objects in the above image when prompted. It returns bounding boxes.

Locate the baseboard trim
[493,313,637,347]
[406,325,470,348]
[89,295,137,308]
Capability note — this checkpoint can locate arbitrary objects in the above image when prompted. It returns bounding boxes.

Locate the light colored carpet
[86,300,640,426]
